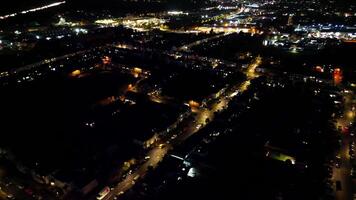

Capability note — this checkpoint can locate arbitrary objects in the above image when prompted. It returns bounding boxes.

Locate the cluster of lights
[194,26,252,34]
[167,11,189,16]
[56,16,79,27]
[295,24,356,40]
[94,19,121,27]
[122,17,166,31]
[73,28,88,34]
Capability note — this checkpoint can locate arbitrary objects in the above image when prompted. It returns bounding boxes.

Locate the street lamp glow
[347,111,355,119]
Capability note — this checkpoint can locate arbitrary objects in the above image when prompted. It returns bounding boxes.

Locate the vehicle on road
[170,134,177,140]
[351,167,356,179]
[196,124,202,129]
[96,186,111,200]
[17,184,24,190]
[7,194,15,199]
[133,175,140,181]
[335,156,341,168]
[24,188,33,196]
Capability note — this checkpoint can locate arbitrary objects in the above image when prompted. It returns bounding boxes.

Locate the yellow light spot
[70,69,81,77]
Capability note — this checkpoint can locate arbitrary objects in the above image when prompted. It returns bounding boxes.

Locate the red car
[25,188,33,196]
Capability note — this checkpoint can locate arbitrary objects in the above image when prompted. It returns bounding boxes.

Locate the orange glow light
[315,66,324,73]
[102,56,111,65]
[70,69,81,77]
[333,68,343,85]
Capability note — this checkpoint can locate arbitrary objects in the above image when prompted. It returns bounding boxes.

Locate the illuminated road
[7,45,110,75]
[4,41,260,200]
[333,90,355,200]
[104,56,262,200]
[0,188,8,200]
[177,32,233,52]
[0,1,66,20]
[334,136,352,200]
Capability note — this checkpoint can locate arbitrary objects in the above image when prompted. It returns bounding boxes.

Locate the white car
[196,124,202,129]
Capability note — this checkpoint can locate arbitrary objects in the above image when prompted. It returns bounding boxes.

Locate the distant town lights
[73,28,88,34]
[168,11,183,15]
[0,1,66,20]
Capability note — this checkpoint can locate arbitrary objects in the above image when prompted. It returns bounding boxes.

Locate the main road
[102,56,262,200]
[333,90,355,200]
[177,32,233,52]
